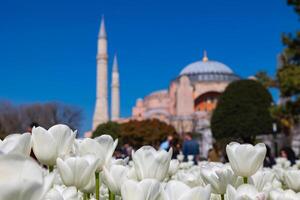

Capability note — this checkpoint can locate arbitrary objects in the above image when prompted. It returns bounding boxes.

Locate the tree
[0,101,82,139]
[120,119,177,149]
[92,121,121,140]
[254,1,300,140]
[211,80,273,143]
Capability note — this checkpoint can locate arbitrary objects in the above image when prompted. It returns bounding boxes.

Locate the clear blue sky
[0,0,298,134]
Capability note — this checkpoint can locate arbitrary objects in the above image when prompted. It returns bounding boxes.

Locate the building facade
[131,52,240,155]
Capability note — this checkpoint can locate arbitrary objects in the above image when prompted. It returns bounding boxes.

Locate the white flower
[269,188,300,200]
[121,179,165,200]
[0,132,31,156]
[32,124,76,166]
[177,153,184,162]
[0,154,54,200]
[56,155,100,191]
[226,142,266,177]
[274,157,291,169]
[164,180,211,200]
[175,166,205,187]
[249,169,275,192]
[201,163,241,195]
[101,164,129,195]
[76,135,118,171]
[132,146,172,181]
[81,173,96,194]
[44,185,79,200]
[226,184,266,200]
[284,169,300,192]
[168,159,180,177]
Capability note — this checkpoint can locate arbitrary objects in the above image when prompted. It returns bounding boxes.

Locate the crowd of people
[27,122,297,167]
[160,133,297,167]
[118,133,298,169]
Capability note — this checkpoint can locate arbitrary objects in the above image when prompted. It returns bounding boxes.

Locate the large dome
[180,60,233,75]
[178,52,240,82]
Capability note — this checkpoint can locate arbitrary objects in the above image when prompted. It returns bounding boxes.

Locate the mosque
[131,51,240,133]
[91,17,240,155]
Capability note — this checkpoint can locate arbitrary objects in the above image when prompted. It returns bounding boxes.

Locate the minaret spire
[111,54,120,121]
[93,16,109,130]
[113,54,118,72]
[202,50,208,62]
[99,15,107,38]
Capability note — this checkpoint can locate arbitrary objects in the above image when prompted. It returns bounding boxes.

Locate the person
[207,143,221,162]
[169,138,181,159]
[280,146,296,165]
[160,135,173,150]
[121,143,133,159]
[27,122,39,133]
[263,144,276,168]
[182,133,199,163]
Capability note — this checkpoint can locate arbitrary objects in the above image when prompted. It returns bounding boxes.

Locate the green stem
[83,193,88,200]
[109,190,115,200]
[243,177,248,184]
[221,194,225,200]
[95,172,100,200]
[48,165,54,173]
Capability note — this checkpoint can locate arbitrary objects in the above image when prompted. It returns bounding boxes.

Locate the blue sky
[0,0,298,134]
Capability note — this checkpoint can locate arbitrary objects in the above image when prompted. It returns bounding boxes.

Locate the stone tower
[93,16,109,130]
[111,54,120,121]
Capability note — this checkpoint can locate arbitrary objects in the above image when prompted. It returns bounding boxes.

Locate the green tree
[120,119,177,149]
[211,80,273,143]
[92,121,121,140]
[255,1,300,139]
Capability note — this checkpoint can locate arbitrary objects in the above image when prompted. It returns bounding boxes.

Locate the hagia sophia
[90,17,240,155]
[131,51,240,133]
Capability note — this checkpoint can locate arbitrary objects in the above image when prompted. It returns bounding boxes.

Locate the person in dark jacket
[182,133,199,163]
[263,144,276,168]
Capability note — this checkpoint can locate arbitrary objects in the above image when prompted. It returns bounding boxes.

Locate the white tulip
[177,153,184,162]
[56,155,100,191]
[272,166,285,183]
[201,163,241,195]
[0,154,54,200]
[81,172,96,194]
[269,188,300,200]
[121,179,165,200]
[101,164,129,195]
[284,169,300,192]
[178,162,193,170]
[0,132,31,156]
[226,184,266,200]
[249,169,275,192]
[32,124,76,166]
[274,157,291,169]
[187,155,194,162]
[44,185,79,200]
[168,159,180,177]
[76,135,118,171]
[175,166,205,187]
[164,180,211,200]
[132,146,172,181]
[226,142,266,178]
[127,166,138,180]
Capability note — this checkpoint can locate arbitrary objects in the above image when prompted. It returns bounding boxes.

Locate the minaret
[93,16,109,130]
[111,54,120,121]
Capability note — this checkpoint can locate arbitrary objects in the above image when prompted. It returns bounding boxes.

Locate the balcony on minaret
[97,53,108,60]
